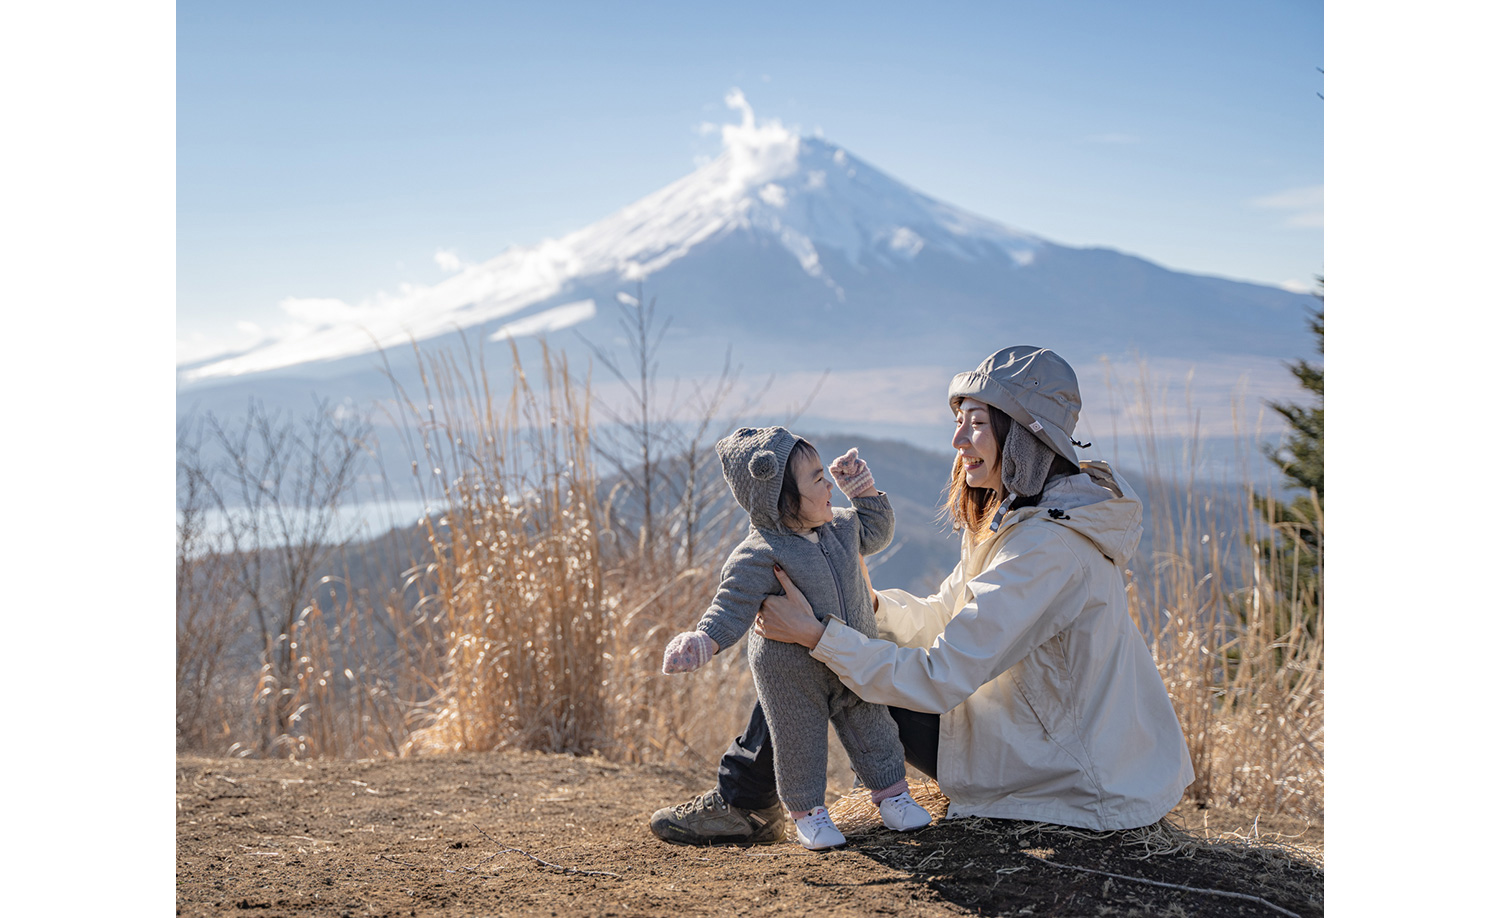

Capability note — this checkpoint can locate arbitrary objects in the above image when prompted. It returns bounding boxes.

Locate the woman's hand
[753,565,828,649]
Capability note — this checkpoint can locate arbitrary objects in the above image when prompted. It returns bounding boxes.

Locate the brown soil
[176,751,1323,918]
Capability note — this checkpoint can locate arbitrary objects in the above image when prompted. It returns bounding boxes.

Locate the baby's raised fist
[829,448,875,498]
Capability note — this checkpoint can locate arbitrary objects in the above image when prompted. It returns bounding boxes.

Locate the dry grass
[372,337,759,769]
[378,339,610,755]
[1106,360,1324,823]
[177,342,1322,826]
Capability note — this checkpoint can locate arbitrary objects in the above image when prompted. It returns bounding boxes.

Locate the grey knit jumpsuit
[696,427,908,813]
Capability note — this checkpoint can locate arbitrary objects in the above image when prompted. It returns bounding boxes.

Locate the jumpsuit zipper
[818,538,845,624]
[817,534,872,751]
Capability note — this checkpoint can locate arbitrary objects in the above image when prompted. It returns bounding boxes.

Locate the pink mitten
[829,448,875,498]
[662,630,715,674]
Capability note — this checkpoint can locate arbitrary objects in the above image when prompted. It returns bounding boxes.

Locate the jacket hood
[998,460,1143,564]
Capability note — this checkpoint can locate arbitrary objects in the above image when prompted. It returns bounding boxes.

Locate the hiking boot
[793,806,846,850]
[878,792,933,831]
[649,789,786,845]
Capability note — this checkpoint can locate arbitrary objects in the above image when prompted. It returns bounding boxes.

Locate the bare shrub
[580,284,750,573]
[176,420,247,752]
[175,400,375,756]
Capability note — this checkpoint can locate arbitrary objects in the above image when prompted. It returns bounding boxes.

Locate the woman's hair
[943,404,1077,539]
[777,438,820,529]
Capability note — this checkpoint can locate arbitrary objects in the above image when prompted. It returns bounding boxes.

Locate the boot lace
[675,790,726,818]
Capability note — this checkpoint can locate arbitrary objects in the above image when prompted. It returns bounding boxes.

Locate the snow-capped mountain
[180,127,1051,383]
[177,104,1319,449]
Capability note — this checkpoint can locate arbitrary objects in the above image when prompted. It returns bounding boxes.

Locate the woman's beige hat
[948,346,1088,468]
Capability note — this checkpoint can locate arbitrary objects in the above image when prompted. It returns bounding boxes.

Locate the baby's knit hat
[717,426,800,531]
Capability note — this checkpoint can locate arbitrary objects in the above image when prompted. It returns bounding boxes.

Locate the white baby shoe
[793,806,847,850]
[878,792,933,831]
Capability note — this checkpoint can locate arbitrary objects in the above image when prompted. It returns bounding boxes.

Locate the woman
[649,346,1192,844]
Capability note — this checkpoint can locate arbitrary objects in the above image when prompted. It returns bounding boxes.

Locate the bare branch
[1021,851,1303,917]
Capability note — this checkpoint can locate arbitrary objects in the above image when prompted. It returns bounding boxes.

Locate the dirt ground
[176,751,1323,918]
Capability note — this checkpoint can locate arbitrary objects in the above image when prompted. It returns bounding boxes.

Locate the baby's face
[790,450,835,530]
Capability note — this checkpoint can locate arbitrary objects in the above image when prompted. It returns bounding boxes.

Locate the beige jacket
[810,462,1193,830]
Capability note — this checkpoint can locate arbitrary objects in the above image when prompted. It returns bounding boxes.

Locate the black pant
[717,699,941,810]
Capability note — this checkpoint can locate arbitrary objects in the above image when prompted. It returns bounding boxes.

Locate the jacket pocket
[1011,633,1080,751]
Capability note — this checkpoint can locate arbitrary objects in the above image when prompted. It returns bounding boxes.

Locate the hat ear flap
[1000,421,1054,498]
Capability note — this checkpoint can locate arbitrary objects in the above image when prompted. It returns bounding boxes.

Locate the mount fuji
[177,106,1319,448]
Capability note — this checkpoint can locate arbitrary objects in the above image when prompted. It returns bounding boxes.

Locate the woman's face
[952,399,1005,493]
[789,448,835,530]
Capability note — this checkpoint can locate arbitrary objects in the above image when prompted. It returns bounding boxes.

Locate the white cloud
[279,296,360,327]
[715,88,800,199]
[887,227,924,257]
[758,183,788,207]
[189,290,422,366]
[434,249,465,273]
[1251,185,1324,229]
[176,325,268,365]
[178,292,395,368]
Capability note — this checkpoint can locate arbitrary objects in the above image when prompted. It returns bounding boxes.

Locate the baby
[662,426,931,849]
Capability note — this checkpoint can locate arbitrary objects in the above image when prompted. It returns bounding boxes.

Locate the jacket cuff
[809,616,860,670]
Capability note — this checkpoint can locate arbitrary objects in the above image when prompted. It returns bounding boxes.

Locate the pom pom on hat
[749,449,778,480]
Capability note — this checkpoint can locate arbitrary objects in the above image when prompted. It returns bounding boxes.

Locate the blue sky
[176,0,1324,363]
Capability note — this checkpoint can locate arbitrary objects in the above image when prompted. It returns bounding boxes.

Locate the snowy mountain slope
[177,105,1320,463]
[179,126,1094,384]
